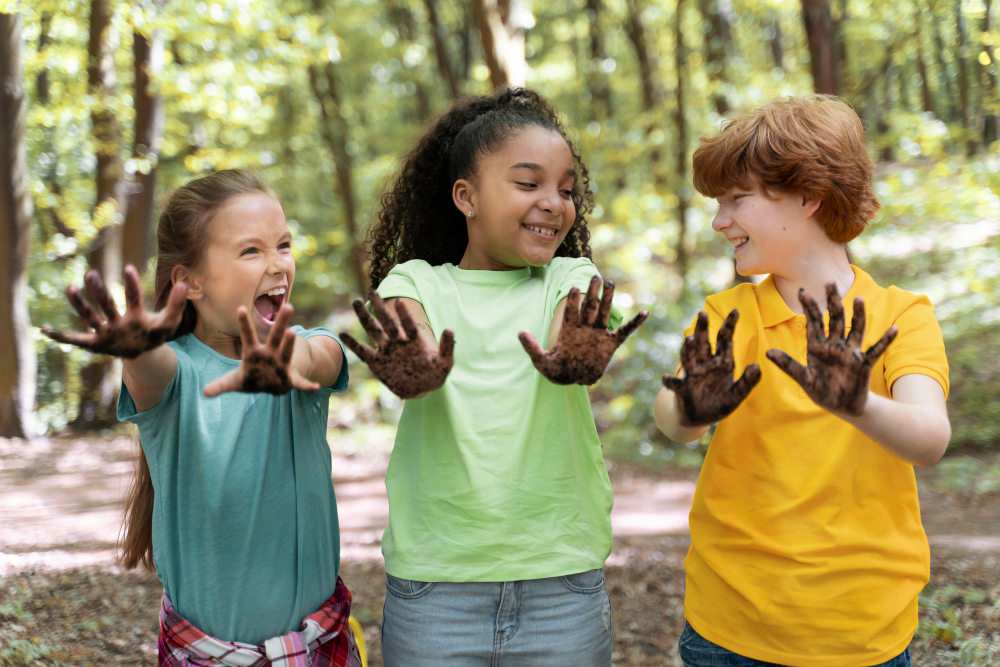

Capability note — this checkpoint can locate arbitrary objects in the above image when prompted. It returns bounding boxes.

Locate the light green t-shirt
[376,257,621,582]
[117,327,349,644]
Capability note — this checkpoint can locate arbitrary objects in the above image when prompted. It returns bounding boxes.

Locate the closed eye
[517,182,537,188]
[240,247,258,256]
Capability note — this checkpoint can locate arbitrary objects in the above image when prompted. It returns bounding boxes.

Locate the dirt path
[1,436,998,665]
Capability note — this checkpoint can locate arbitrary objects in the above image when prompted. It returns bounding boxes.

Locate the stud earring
[467,210,473,218]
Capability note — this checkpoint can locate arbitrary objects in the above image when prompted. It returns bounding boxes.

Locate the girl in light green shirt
[341,88,646,666]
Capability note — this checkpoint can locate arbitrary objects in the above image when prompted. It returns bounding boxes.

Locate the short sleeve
[376,261,423,304]
[681,297,728,347]
[883,292,949,398]
[554,258,624,330]
[296,326,350,393]
[116,345,188,427]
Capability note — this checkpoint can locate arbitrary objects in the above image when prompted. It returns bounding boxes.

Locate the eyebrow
[233,232,292,246]
[509,162,576,178]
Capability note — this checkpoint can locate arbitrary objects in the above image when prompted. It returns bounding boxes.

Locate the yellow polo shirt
[683,266,949,667]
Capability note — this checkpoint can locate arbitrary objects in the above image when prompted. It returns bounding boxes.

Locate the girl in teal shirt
[43,170,360,665]
[341,88,647,666]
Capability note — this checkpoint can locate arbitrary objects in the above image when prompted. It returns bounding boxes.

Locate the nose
[539,186,566,217]
[269,250,291,274]
[711,207,732,233]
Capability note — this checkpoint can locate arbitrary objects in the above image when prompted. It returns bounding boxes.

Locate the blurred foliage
[918,584,998,664]
[934,453,1000,493]
[12,0,1000,462]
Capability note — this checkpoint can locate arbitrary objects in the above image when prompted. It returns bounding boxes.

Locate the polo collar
[756,265,877,328]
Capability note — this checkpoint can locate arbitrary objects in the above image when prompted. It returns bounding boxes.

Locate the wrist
[829,390,877,424]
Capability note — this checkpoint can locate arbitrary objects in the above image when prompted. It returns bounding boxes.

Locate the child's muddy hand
[519,276,648,386]
[41,266,187,359]
[203,305,319,397]
[340,292,454,399]
[662,309,762,426]
[766,284,897,417]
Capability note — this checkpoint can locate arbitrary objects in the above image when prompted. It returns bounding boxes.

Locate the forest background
[2,0,1000,665]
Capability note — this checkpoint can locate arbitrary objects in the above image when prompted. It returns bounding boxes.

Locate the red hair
[692,95,880,243]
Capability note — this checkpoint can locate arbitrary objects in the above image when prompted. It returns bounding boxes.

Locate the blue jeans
[678,621,912,667]
[380,569,613,666]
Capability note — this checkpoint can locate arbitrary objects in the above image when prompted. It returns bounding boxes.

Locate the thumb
[518,331,547,364]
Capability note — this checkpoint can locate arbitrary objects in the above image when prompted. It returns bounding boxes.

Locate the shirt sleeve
[883,292,950,398]
[376,261,422,304]
[555,257,624,331]
[297,326,350,393]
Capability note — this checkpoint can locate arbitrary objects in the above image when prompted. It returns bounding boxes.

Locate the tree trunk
[769,17,785,70]
[36,12,73,239]
[954,0,971,134]
[460,2,474,81]
[122,22,165,273]
[915,12,937,115]
[308,65,368,293]
[0,12,36,438]
[700,0,731,115]
[387,0,431,121]
[878,63,895,162]
[625,0,666,189]
[982,0,999,145]
[473,0,527,89]
[585,0,613,118]
[800,0,841,95]
[87,0,127,281]
[675,0,690,286]
[929,3,957,120]
[423,0,461,98]
[78,0,127,429]
[626,0,662,111]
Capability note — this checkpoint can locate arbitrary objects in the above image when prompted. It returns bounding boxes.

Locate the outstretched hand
[42,265,187,359]
[766,284,897,417]
[518,276,648,386]
[662,309,761,427]
[339,292,454,399]
[203,304,320,397]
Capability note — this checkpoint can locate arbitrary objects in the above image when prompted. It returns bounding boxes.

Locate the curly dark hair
[366,88,595,288]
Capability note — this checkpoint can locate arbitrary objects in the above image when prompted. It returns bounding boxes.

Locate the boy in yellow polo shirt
[654,96,951,667]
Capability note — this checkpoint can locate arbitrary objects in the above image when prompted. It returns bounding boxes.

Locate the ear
[452,178,477,219]
[801,194,822,220]
[172,264,203,301]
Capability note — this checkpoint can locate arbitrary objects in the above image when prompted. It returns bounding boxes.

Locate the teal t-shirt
[117,327,348,644]
[376,257,621,582]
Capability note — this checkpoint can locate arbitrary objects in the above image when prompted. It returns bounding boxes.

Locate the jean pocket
[385,573,437,599]
[559,568,606,593]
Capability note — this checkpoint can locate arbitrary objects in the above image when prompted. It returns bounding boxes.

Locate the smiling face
[179,193,295,343]
[712,185,824,277]
[453,125,577,270]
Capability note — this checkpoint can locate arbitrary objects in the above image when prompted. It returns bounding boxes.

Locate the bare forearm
[838,392,951,467]
[122,345,178,412]
[294,336,343,388]
[654,387,711,443]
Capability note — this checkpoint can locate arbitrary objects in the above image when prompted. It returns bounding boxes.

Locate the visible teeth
[524,225,556,237]
[731,238,748,248]
[265,288,286,297]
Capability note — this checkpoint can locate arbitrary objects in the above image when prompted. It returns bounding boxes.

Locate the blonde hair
[692,95,880,243]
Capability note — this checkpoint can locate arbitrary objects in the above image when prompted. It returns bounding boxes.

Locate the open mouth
[253,286,287,324]
[730,237,749,250]
[522,223,559,240]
